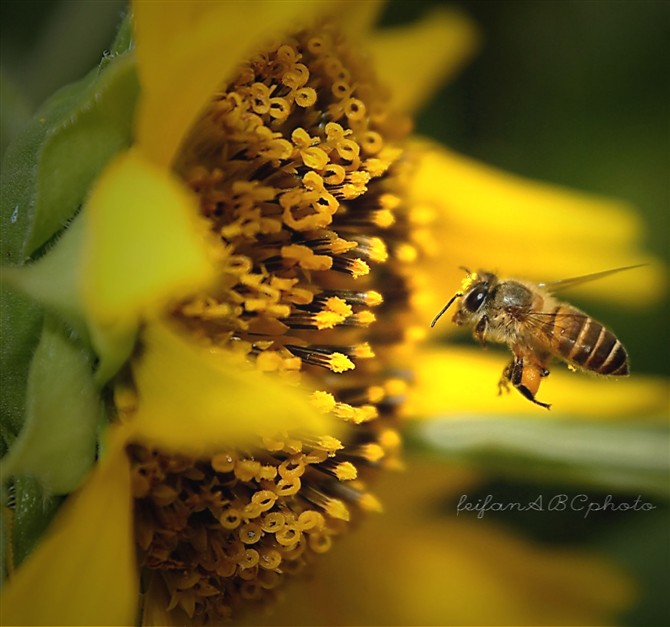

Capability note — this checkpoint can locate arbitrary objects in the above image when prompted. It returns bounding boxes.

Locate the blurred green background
[1,1,668,625]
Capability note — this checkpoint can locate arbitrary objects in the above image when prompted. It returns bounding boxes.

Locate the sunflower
[1,1,666,625]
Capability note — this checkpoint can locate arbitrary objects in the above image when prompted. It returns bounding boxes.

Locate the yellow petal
[82,148,215,379]
[409,140,666,315]
[369,8,479,113]
[339,0,385,41]
[127,320,340,455]
[407,347,670,418]
[133,0,333,167]
[2,431,137,626]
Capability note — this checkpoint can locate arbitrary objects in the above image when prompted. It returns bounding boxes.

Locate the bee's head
[430,269,497,328]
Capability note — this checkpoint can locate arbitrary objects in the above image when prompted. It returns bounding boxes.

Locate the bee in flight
[430,266,641,409]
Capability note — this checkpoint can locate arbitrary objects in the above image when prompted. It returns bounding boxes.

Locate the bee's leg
[509,357,552,410]
[474,315,489,347]
[497,359,514,395]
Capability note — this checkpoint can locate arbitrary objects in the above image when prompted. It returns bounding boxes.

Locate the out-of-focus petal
[127,321,341,455]
[81,148,215,379]
[369,8,479,113]
[2,431,137,626]
[340,0,385,41]
[241,459,635,626]
[133,0,335,167]
[407,347,670,418]
[408,141,665,318]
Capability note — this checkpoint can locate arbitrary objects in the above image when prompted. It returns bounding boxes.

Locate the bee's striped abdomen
[545,304,629,376]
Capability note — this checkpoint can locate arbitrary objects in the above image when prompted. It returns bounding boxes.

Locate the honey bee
[431,266,641,409]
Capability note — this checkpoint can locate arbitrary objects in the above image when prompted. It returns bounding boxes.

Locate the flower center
[130,22,420,622]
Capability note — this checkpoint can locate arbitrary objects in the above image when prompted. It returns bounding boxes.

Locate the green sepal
[108,10,134,57]
[6,476,62,570]
[2,214,88,341]
[1,316,100,495]
[0,48,139,264]
[0,290,42,442]
[0,70,34,157]
[0,18,138,445]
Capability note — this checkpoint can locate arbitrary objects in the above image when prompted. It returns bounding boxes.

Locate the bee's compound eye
[464,285,487,312]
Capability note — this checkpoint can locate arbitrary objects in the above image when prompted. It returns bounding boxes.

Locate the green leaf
[411,417,670,497]
[1,316,100,495]
[0,50,139,264]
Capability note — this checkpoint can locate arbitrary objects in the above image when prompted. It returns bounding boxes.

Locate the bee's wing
[537,264,645,293]
[511,307,590,359]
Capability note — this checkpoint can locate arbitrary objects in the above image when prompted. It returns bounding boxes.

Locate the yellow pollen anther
[323,164,346,184]
[349,259,370,279]
[385,378,408,396]
[361,130,383,155]
[367,237,388,263]
[352,343,375,359]
[395,243,418,263]
[211,453,236,473]
[219,508,243,530]
[311,390,336,413]
[359,493,383,513]
[291,127,318,148]
[334,462,358,481]
[333,403,377,424]
[235,459,263,482]
[294,87,317,107]
[332,402,355,421]
[255,350,286,372]
[251,490,278,512]
[324,296,353,317]
[364,290,383,307]
[353,311,376,327]
[367,385,385,403]
[259,548,282,571]
[358,443,385,463]
[314,310,347,330]
[261,512,285,533]
[297,510,325,532]
[325,498,350,521]
[281,244,333,271]
[301,146,329,169]
[317,435,343,452]
[275,477,301,497]
[330,237,358,255]
[278,458,305,481]
[308,533,333,554]
[328,352,355,373]
[379,429,402,450]
[373,209,395,228]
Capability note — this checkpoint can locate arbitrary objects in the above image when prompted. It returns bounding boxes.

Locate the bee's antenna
[430,292,463,328]
[458,265,472,276]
